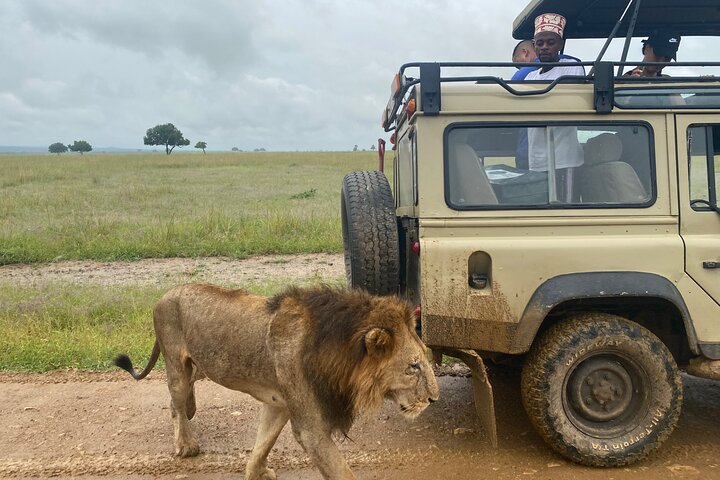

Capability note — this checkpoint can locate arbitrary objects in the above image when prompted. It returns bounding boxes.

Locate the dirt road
[3,368,720,479]
[2,256,720,479]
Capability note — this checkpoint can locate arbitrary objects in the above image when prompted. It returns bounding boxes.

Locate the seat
[616,127,652,193]
[448,143,498,205]
[579,133,649,204]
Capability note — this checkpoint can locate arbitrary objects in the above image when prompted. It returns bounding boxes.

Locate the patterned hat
[534,13,566,38]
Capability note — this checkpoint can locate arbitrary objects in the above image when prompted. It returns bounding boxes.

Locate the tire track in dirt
[0,254,345,287]
[3,371,720,479]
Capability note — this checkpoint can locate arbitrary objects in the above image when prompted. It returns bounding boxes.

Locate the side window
[688,125,720,210]
[446,123,654,209]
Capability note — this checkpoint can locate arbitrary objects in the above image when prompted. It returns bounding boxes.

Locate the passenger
[525,13,585,80]
[510,40,537,169]
[512,40,536,66]
[511,40,582,81]
[625,29,681,77]
[511,29,582,169]
[526,13,584,202]
[512,39,536,64]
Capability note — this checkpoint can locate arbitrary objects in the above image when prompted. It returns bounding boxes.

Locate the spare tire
[341,171,399,295]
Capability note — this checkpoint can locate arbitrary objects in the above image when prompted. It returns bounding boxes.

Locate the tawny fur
[114,284,439,480]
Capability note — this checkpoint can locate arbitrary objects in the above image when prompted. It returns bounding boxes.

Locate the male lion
[113,284,439,480]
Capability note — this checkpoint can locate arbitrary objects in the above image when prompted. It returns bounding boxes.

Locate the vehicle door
[676,116,720,305]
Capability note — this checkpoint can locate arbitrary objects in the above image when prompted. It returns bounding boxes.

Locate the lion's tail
[113,341,161,380]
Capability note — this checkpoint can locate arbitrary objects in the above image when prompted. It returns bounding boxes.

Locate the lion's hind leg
[166,355,200,457]
[186,365,202,420]
[245,404,290,480]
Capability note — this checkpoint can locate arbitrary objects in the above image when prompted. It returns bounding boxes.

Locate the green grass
[0,283,160,371]
[0,150,389,371]
[0,151,390,264]
[0,278,346,372]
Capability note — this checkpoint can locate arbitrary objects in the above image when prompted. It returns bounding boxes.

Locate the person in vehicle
[526,13,585,202]
[525,13,585,80]
[511,40,581,81]
[511,40,540,81]
[512,39,536,65]
[625,29,681,77]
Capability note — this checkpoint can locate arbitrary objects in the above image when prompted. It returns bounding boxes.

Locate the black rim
[563,350,650,439]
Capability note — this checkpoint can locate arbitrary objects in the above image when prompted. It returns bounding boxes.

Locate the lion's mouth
[400,402,428,419]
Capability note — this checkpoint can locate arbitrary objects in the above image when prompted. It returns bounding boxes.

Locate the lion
[113,284,439,480]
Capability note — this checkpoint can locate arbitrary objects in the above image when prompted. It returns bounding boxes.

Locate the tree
[143,123,190,155]
[231,147,240,152]
[353,144,358,152]
[68,140,92,155]
[48,142,68,155]
[194,141,207,154]
[370,144,376,151]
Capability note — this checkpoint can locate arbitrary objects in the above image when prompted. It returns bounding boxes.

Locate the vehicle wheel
[521,313,682,467]
[341,171,399,295]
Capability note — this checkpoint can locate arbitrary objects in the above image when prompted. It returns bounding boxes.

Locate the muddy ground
[2,256,720,479]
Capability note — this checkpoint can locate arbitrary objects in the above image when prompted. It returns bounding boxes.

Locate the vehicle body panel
[388,83,720,356]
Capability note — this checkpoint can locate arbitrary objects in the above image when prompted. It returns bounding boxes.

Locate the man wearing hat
[525,13,585,203]
[525,13,585,80]
[626,29,681,77]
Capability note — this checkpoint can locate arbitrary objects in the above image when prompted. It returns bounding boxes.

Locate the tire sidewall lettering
[523,315,682,466]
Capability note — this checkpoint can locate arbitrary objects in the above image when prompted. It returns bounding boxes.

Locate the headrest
[583,133,622,165]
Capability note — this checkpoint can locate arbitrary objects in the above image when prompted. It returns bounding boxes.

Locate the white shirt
[526,58,585,171]
[525,57,585,80]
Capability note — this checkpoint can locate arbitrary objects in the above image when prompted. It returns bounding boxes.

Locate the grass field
[0,277,347,372]
[0,151,384,264]
[0,150,388,371]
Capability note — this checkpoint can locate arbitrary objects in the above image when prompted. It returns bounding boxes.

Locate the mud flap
[686,357,720,381]
[446,349,498,447]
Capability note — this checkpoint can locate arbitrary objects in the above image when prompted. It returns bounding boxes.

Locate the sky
[2,0,719,152]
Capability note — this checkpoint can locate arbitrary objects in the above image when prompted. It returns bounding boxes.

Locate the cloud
[1,0,720,151]
[15,0,261,74]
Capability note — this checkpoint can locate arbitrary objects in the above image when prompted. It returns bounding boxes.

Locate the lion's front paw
[245,466,276,480]
[175,440,200,458]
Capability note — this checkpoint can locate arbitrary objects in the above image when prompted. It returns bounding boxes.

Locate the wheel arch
[512,272,699,360]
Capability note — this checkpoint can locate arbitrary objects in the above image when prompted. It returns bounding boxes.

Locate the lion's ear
[365,328,394,359]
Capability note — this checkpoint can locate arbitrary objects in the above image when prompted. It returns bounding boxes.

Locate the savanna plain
[1,150,369,371]
[2,151,720,479]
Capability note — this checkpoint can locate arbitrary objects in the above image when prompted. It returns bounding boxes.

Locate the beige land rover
[341,0,720,468]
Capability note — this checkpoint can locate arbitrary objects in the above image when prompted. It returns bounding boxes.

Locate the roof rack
[382,61,720,131]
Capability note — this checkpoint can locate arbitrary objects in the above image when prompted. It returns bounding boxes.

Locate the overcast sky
[2,1,719,152]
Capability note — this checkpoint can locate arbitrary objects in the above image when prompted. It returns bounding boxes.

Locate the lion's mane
[267,286,414,434]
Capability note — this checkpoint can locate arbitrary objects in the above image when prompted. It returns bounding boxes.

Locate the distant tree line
[352,144,378,152]
[48,140,93,155]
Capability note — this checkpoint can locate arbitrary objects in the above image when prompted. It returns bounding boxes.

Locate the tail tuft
[112,342,160,380]
[113,354,135,376]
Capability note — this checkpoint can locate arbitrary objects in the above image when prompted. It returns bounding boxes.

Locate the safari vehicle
[341,0,720,468]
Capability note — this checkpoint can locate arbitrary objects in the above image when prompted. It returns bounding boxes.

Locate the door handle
[703,261,720,269]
